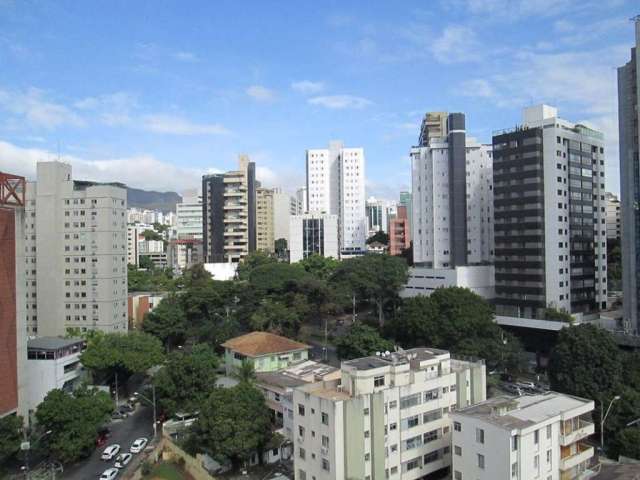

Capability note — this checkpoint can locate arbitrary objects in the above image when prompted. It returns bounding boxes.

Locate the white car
[99,467,119,480]
[101,444,121,461]
[130,437,148,453]
[114,453,132,468]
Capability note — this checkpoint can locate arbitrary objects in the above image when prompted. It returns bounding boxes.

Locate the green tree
[190,383,271,468]
[35,387,113,463]
[366,230,389,245]
[330,254,408,327]
[237,252,277,281]
[143,295,187,350]
[154,344,219,416]
[274,238,288,260]
[335,323,394,360]
[548,324,622,403]
[543,307,573,323]
[248,262,308,296]
[142,229,163,241]
[0,414,22,466]
[152,222,169,234]
[233,359,256,384]
[138,255,154,270]
[81,332,164,381]
[615,428,640,460]
[250,299,301,337]
[127,264,174,292]
[299,254,340,280]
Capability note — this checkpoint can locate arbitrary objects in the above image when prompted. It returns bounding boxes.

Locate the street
[62,405,154,480]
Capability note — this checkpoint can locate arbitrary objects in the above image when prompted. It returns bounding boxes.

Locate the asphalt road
[63,405,154,480]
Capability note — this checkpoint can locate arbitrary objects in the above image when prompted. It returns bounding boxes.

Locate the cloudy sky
[0,0,637,199]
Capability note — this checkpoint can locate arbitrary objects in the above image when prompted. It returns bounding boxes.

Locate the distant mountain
[126,187,181,213]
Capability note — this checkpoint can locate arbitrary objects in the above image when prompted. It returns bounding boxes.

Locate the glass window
[476,428,485,444]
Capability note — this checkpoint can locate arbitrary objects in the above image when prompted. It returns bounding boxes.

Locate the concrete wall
[0,208,18,416]
[401,265,495,299]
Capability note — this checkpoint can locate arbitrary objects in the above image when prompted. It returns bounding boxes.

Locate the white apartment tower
[293,348,486,480]
[452,393,595,480]
[492,105,607,319]
[24,162,128,336]
[411,112,494,268]
[306,141,366,254]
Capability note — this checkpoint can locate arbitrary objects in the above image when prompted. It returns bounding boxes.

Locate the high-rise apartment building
[492,105,607,319]
[399,191,412,241]
[418,112,448,147]
[292,348,486,480]
[25,162,128,337]
[296,187,308,215]
[306,141,366,254]
[605,192,621,241]
[289,213,339,263]
[619,16,640,334]
[256,187,275,252]
[0,172,27,418]
[452,392,595,480]
[273,189,297,244]
[366,197,390,238]
[389,205,410,256]
[202,155,256,263]
[411,113,494,268]
[172,191,203,270]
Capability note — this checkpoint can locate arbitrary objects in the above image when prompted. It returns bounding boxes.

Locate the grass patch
[145,462,186,480]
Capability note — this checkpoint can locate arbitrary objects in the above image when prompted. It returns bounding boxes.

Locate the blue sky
[0,0,637,199]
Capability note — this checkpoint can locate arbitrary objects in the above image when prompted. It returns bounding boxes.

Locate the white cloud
[291,80,325,94]
[246,85,276,102]
[0,87,84,129]
[74,91,137,127]
[459,79,495,98]
[141,114,231,136]
[172,51,199,63]
[308,95,372,110]
[0,140,207,192]
[431,25,480,64]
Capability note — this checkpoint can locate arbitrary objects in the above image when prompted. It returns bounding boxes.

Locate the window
[365,453,370,461]
[454,445,462,456]
[512,435,518,451]
[298,447,306,460]
[322,435,329,448]
[478,454,485,469]
[298,404,305,416]
[454,471,462,480]
[364,408,369,416]
[321,412,329,425]
[298,426,305,437]
[534,455,539,471]
[389,400,397,409]
[476,428,485,444]
[423,409,442,423]
[424,388,439,401]
[534,429,539,445]
[364,430,370,438]
[454,421,461,432]
[404,415,420,429]
[403,457,421,472]
[511,462,518,478]
[298,470,306,480]
[423,429,439,443]
[400,393,421,409]
[546,449,552,468]
[374,375,385,387]
[389,422,397,431]
[321,459,330,472]
[546,425,552,439]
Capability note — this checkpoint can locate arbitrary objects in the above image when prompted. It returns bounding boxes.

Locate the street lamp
[600,395,621,452]
[626,418,640,427]
[134,386,157,439]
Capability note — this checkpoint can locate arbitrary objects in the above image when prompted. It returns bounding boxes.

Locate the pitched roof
[221,331,310,357]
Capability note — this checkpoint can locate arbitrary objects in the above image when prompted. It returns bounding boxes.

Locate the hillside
[126,187,181,213]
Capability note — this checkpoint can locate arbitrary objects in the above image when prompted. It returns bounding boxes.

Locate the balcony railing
[560,419,595,446]
[560,443,594,472]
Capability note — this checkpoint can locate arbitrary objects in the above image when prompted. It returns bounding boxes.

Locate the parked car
[114,453,132,468]
[99,467,119,480]
[101,444,121,461]
[502,383,523,396]
[111,410,126,420]
[130,437,148,453]
[119,403,135,413]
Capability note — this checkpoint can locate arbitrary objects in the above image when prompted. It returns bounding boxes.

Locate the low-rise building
[128,293,166,330]
[389,205,410,256]
[25,337,86,415]
[289,213,339,263]
[401,265,495,300]
[222,332,311,375]
[452,392,596,480]
[293,348,486,480]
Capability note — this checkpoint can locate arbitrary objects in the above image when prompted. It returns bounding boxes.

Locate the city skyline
[1,1,637,199]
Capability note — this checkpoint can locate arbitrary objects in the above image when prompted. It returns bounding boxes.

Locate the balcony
[560,443,593,473]
[561,418,595,446]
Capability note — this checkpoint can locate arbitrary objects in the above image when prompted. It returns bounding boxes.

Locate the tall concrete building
[418,112,448,147]
[256,187,275,252]
[492,105,607,319]
[296,186,308,215]
[619,16,640,334]
[411,112,494,268]
[24,162,128,337]
[399,191,412,241]
[366,197,390,238]
[172,191,203,270]
[389,205,410,256]
[289,213,339,263]
[292,347,486,480]
[273,189,297,244]
[306,141,366,255]
[605,192,621,241]
[0,172,27,418]
[202,155,256,263]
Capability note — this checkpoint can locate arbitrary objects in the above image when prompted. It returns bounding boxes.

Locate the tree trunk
[377,298,384,328]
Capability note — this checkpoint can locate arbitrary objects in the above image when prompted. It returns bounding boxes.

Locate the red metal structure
[0,172,26,207]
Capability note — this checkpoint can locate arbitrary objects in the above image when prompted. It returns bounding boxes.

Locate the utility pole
[323,317,328,361]
[114,372,119,406]
[352,294,356,323]
[152,384,157,439]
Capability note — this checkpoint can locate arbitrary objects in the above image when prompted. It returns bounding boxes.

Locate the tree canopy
[35,387,113,463]
[335,323,394,360]
[142,229,163,241]
[128,264,175,292]
[299,254,340,280]
[366,230,389,245]
[543,307,573,323]
[250,299,302,338]
[143,295,187,349]
[81,332,164,380]
[154,344,219,416]
[0,414,22,466]
[189,383,271,467]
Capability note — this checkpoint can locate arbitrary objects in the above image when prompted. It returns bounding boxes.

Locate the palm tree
[233,359,256,384]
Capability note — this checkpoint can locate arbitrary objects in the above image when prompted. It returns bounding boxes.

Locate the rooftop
[221,331,310,357]
[27,337,84,351]
[343,347,449,371]
[256,360,339,389]
[455,392,593,431]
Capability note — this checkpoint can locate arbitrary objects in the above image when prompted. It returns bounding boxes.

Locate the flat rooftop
[455,392,593,430]
[343,347,449,371]
[307,385,351,401]
[27,337,84,351]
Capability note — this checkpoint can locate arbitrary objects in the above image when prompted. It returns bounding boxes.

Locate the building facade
[289,213,339,263]
[202,155,256,263]
[366,197,390,238]
[389,205,410,256]
[399,191,412,243]
[619,17,640,334]
[25,162,128,336]
[256,187,275,252]
[605,192,621,241]
[412,113,494,269]
[0,172,27,418]
[296,187,308,215]
[452,393,595,480]
[306,141,366,254]
[492,105,607,319]
[273,189,297,244]
[293,348,486,480]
